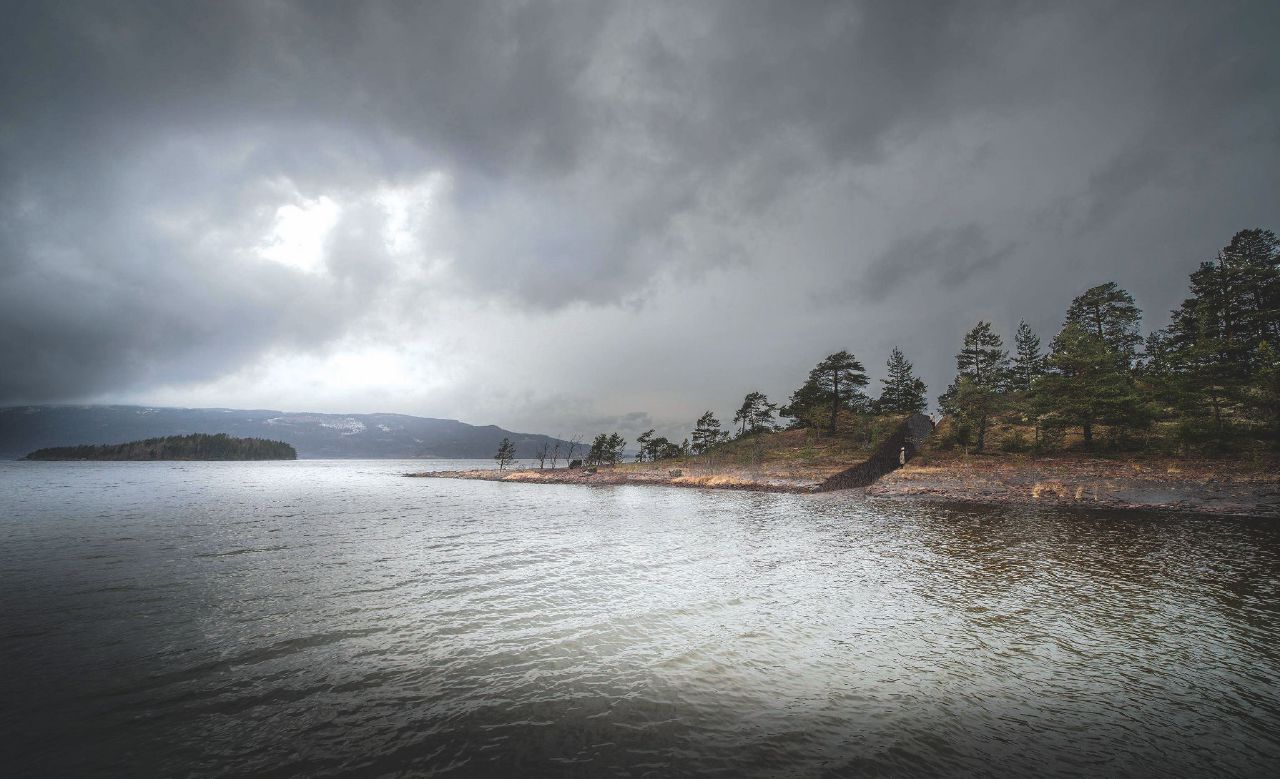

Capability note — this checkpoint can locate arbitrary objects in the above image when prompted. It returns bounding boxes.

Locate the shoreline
[409,454,1280,517]
[408,464,821,494]
[866,455,1280,518]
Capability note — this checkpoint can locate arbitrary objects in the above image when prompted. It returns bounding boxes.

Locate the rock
[669,469,683,477]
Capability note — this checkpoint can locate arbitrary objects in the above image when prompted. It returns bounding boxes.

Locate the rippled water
[2,460,1279,776]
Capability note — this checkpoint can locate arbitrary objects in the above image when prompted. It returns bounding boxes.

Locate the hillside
[415,414,915,491]
[0,405,574,460]
[24,433,296,461]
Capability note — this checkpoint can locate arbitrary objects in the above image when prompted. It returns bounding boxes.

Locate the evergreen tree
[494,437,517,470]
[691,411,723,455]
[956,321,1010,388]
[585,433,626,466]
[586,434,607,466]
[939,321,1010,452]
[607,433,626,464]
[646,436,682,460]
[1009,320,1047,393]
[779,376,829,429]
[1257,342,1280,446]
[634,429,655,462]
[784,350,869,434]
[1034,322,1150,447]
[733,391,777,436]
[1064,282,1143,367]
[1151,229,1280,447]
[876,347,928,414]
[636,431,681,462]
[733,395,752,436]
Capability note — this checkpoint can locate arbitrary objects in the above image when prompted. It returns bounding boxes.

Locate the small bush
[1000,429,1030,452]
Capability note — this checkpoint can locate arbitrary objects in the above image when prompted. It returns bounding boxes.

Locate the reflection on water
[1,460,1278,776]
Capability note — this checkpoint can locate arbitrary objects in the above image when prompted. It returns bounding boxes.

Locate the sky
[2,0,1278,443]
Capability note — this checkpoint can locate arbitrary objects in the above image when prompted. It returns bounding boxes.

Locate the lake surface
[2,460,1279,777]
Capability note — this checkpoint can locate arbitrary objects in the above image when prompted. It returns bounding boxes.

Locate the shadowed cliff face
[820,413,934,491]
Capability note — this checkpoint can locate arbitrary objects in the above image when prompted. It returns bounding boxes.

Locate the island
[22,433,297,461]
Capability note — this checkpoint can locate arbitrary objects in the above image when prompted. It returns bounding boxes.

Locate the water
[2,460,1279,777]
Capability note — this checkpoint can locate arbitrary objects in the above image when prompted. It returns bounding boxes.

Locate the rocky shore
[867,454,1280,517]
[410,453,1280,517]
[408,463,823,493]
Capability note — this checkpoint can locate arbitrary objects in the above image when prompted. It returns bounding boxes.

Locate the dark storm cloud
[851,225,1015,302]
[0,0,1277,408]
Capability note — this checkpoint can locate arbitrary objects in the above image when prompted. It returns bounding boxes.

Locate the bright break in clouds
[2,0,1277,442]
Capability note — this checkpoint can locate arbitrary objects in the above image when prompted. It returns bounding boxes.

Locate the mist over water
[2,461,1278,776]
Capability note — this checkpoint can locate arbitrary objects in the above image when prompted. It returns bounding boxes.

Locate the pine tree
[733,395,752,436]
[1010,320,1047,393]
[648,436,681,460]
[733,391,777,436]
[1034,322,1150,447]
[1151,229,1280,447]
[779,376,828,429]
[691,411,722,455]
[494,437,517,470]
[784,350,869,434]
[586,433,627,466]
[634,429,655,462]
[876,347,928,414]
[939,321,1010,452]
[956,321,1010,389]
[1064,282,1143,368]
[586,434,609,466]
[606,433,626,464]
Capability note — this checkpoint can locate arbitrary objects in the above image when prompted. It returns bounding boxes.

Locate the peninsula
[413,228,1280,517]
[410,417,1280,517]
[22,433,297,461]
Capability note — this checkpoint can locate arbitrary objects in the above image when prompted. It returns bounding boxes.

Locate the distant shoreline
[22,433,296,461]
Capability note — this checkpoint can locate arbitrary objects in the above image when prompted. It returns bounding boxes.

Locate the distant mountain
[0,405,576,460]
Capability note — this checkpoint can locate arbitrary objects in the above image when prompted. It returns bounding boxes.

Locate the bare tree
[536,441,551,469]
[550,442,561,469]
[564,434,582,465]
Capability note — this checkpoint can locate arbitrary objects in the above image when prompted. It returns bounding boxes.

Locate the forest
[561,228,1277,465]
[24,433,298,461]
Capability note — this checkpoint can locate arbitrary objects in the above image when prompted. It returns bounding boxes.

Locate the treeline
[565,342,932,466]
[518,227,1275,467]
[939,228,1278,454]
[24,433,298,461]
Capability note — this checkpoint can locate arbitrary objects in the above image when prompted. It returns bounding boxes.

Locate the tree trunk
[976,415,987,453]
[1083,421,1093,447]
[829,373,840,434]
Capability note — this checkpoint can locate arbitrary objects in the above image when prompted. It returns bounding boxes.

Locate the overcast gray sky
[2,0,1277,441]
